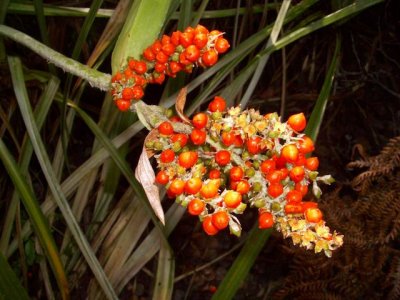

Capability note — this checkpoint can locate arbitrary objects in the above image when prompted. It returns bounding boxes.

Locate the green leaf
[111,0,173,72]
[305,34,341,141]
[0,252,30,300]
[211,227,272,300]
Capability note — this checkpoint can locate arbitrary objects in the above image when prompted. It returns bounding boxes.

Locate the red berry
[229,166,244,181]
[194,33,208,48]
[246,136,262,155]
[134,61,147,74]
[260,159,276,174]
[208,96,226,112]
[131,86,144,100]
[258,211,274,229]
[155,170,169,185]
[179,32,194,48]
[185,45,201,62]
[190,128,207,145]
[268,183,283,198]
[171,133,188,147]
[158,121,174,135]
[115,98,131,111]
[202,49,218,67]
[143,47,156,61]
[298,136,315,154]
[209,169,221,179]
[221,131,235,147]
[215,150,231,166]
[192,112,208,129]
[285,201,303,214]
[202,216,219,235]
[160,149,175,163]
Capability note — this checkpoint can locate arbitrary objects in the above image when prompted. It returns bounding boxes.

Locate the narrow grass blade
[0,75,60,254]
[0,139,69,299]
[190,0,210,26]
[177,0,192,30]
[152,242,175,300]
[240,0,291,108]
[8,56,118,300]
[33,0,56,74]
[211,227,272,300]
[116,204,185,293]
[305,34,341,141]
[0,252,30,300]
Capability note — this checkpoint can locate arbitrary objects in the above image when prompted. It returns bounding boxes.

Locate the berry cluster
[146,97,343,257]
[111,25,230,112]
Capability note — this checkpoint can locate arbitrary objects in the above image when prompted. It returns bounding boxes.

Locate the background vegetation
[0,0,399,299]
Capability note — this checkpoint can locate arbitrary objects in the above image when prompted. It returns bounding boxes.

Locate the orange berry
[185,177,203,194]
[200,179,220,199]
[289,166,305,183]
[211,211,230,230]
[202,216,219,235]
[305,207,323,223]
[235,180,251,194]
[287,112,306,132]
[178,151,198,169]
[305,157,319,171]
[169,178,185,195]
[286,190,303,203]
[298,136,315,154]
[187,199,205,215]
[281,144,299,163]
[223,190,242,208]
[192,112,208,129]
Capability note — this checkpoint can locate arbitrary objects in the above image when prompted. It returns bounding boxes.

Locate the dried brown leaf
[175,87,191,124]
[134,147,164,224]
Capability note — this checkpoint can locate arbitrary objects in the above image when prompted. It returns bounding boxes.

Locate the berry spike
[111,25,230,111]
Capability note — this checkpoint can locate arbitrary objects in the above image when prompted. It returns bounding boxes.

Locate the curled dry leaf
[175,87,191,124]
[135,146,165,225]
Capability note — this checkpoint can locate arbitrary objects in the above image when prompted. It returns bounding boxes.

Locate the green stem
[0,24,111,90]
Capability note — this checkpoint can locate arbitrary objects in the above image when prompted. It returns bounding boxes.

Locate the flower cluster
[146,97,343,257]
[110,25,230,112]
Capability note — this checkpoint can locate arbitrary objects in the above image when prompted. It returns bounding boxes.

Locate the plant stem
[0,24,111,91]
